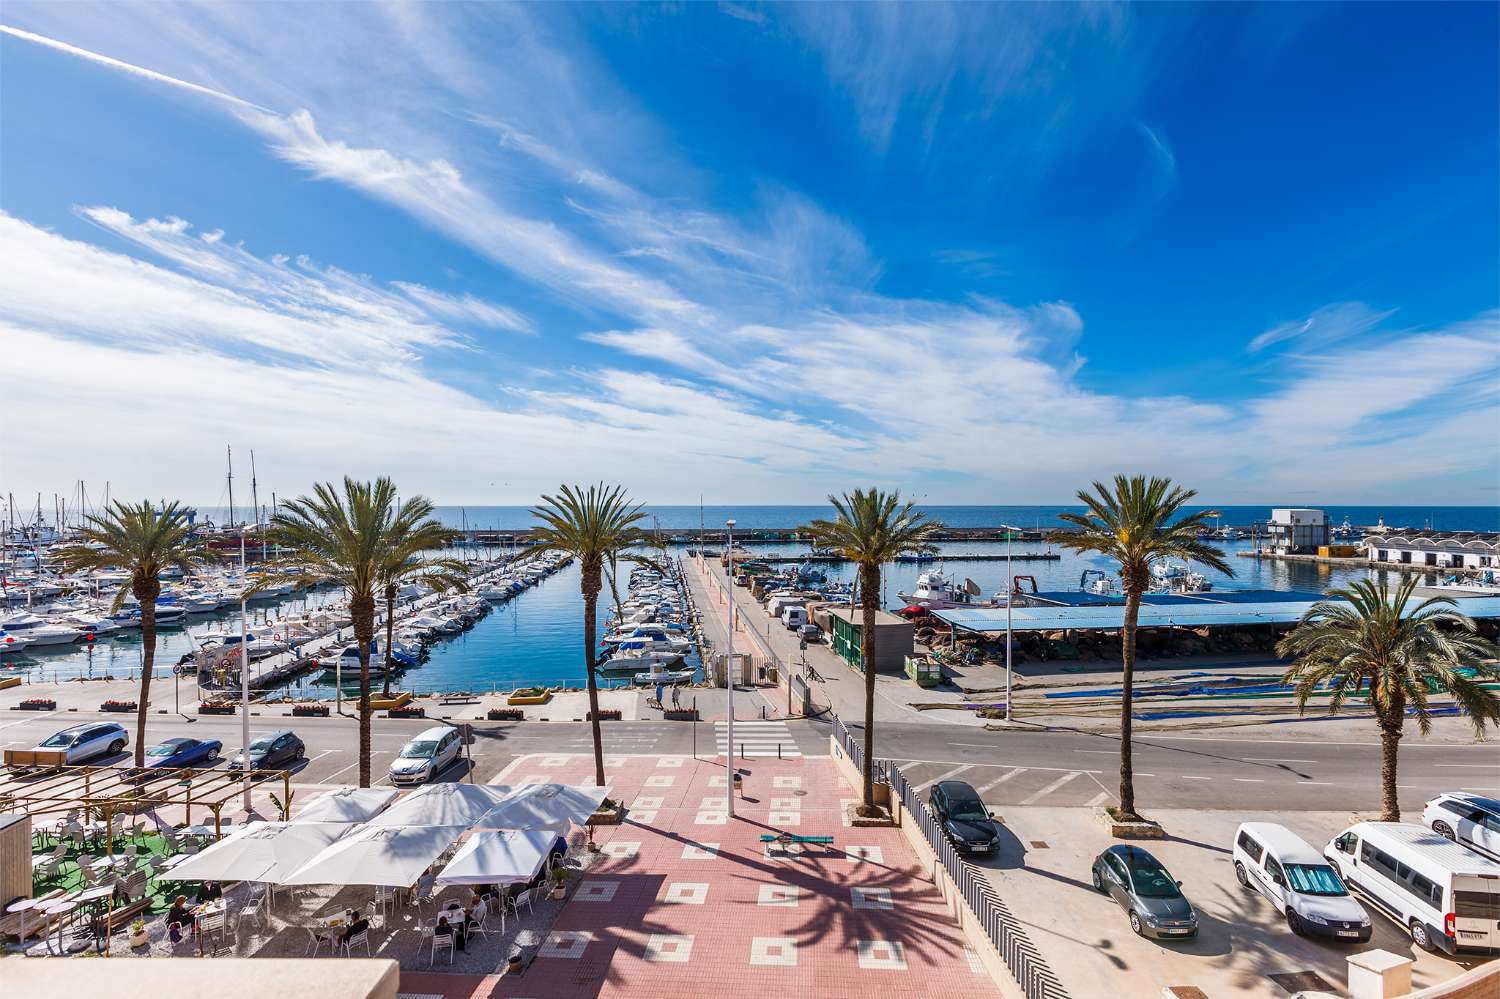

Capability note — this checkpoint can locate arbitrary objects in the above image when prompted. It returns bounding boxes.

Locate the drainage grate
[1268,972,1334,995]
[1163,988,1209,999]
[1029,840,1049,849]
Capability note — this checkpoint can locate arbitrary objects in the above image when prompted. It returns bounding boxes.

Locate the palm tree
[52,501,216,766]
[1279,577,1500,821]
[1051,476,1231,821]
[256,478,449,787]
[802,490,939,815]
[527,484,652,787]
[376,504,466,697]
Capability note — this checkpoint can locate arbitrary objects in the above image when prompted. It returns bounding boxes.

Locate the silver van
[1233,822,1370,941]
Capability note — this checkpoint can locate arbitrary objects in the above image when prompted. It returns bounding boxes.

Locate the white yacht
[0,612,83,646]
[897,569,983,609]
[1151,561,1212,593]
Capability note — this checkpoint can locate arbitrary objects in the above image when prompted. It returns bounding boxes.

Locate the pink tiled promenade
[400,752,1001,999]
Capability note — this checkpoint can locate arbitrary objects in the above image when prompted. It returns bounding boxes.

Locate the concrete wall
[1407,960,1500,999]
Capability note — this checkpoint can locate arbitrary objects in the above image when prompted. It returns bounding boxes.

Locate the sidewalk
[400,751,1005,999]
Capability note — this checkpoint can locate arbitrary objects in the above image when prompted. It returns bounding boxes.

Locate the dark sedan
[928,780,1001,855]
[1091,845,1199,940]
[140,737,223,771]
[228,730,306,771]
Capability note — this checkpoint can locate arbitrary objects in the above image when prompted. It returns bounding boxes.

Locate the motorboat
[1151,561,1212,594]
[1079,570,1119,597]
[634,666,695,686]
[897,570,983,610]
[0,629,36,652]
[598,650,684,677]
[0,612,83,646]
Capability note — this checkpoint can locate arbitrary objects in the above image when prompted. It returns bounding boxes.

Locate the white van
[767,595,805,619]
[1324,822,1500,953]
[781,606,809,629]
[389,725,463,786]
[1233,822,1370,941]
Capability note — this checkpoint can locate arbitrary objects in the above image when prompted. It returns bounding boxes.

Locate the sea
[7,506,1495,696]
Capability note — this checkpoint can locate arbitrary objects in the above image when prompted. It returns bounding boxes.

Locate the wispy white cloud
[1248,301,1394,353]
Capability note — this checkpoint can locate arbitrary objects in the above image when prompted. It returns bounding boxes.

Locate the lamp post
[725,518,736,818]
[240,531,251,812]
[1005,528,1013,723]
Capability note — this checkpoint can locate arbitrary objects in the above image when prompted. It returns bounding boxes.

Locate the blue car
[140,737,223,771]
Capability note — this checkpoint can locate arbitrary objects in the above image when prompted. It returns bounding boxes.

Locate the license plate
[969,844,991,853]
[1336,930,1361,938]
[1458,931,1484,940]
[1163,928,1193,935]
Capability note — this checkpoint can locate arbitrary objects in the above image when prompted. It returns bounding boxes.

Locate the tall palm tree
[52,501,216,766]
[527,484,651,787]
[256,478,449,787]
[1279,577,1500,821]
[376,504,467,697]
[802,489,938,815]
[1051,476,1231,821]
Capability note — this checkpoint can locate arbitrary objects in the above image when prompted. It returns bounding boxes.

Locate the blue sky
[2,2,1496,505]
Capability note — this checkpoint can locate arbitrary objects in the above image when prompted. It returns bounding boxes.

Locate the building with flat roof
[1367,531,1500,570]
[824,606,913,673]
[1266,508,1329,554]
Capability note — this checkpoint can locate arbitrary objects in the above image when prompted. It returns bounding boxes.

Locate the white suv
[34,722,129,763]
[389,725,462,786]
[1423,792,1500,863]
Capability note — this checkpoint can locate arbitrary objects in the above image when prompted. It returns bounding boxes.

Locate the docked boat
[634,665,695,686]
[0,612,83,647]
[1151,561,1212,593]
[897,570,984,610]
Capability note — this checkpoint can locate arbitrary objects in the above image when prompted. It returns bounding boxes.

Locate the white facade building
[1366,532,1500,570]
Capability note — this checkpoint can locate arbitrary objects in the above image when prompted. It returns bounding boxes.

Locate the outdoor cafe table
[193,899,226,956]
[41,898,82,955]
[6,897,42,949]
[74,885,116,952]
[303,913,349,955]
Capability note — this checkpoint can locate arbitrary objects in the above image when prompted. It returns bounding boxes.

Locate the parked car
[228,730,306,771]
[389,725,463,786]
[33,722,128,763]
[1091,844,1199,939]
[928,779,1001,854]
[1324,821,1500,953]
[1423,792,1500,863]
[139,737,223,771]
[1232,822,1370,941]
[797,623,823,642]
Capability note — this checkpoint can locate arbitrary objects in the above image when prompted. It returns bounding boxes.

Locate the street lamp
[1005,528,1013,723]
[725,518,736,818]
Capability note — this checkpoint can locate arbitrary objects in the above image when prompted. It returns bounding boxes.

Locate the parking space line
[916,765,975,792]
[1020,771,1082,805]
[1085,791,1110,806]
[976,768,1028,793]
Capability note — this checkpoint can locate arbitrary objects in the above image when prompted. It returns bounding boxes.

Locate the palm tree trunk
[1118,589,1140,819]
[1379,711,1404,822]
[133,580,160,768]
[351,591,375,788]
[859,562,879,814]
[582,563,606,787]
[382,584,396,698]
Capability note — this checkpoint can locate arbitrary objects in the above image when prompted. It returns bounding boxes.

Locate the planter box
[100,701,138,713]
[388,705,426,719]
[1097,807,1165,840]
[506,689,552,706]
[292,703,330,717]
[487,708,525,721]
[18,699,56,711]
[198,702,236,715]
[663,708,699,721]
[586,805,624,826]
[586,709,622,722]
[364,691,412,711]
[846,803,896,827]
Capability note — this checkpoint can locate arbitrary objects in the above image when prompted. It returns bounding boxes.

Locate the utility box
[1347,949,1412,999]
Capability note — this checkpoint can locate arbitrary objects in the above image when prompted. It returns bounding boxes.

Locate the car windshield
[146,743,178,756]
[1127,860,1181,898]
[1286,864,1347,897]
[401,741,438,759]
[249,738,276,751]
[947,795,988,822]
[41,731,79,747]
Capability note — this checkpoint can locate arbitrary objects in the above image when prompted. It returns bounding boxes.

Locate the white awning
[164,821,348,885]
[291,787,400,824]
[281,824,467,887]
[435,829,557,886]
[365,783,515,829]
[474,783,611,833]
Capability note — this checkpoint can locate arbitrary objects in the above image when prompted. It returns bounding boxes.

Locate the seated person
[342,908,369,942]
[165,895,193,929]
[434,915,454,939]
[196,880,222,903]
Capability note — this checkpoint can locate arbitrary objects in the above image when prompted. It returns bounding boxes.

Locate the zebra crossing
[887,759,1112,807]
[715,719,801,758]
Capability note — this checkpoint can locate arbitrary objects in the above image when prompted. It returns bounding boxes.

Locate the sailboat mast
[226,445,236,528]
[250,451,260,529]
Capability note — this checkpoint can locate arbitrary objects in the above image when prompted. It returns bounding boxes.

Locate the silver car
[35,722,129,763]
[1091,844,1199,939]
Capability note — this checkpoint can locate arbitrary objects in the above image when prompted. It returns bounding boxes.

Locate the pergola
[0,761,291,855]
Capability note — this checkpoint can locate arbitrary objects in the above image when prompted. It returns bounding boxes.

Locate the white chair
[508,888,535,917]
[468,902,491,941]
[197,910,228,956]
[305,926,335,957]
[429,927,454,965]
[342,929,371,957]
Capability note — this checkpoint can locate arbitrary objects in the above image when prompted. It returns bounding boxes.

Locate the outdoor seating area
[6,780,608,970]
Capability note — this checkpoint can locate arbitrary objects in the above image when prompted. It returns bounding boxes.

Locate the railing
[887,762,1069,999]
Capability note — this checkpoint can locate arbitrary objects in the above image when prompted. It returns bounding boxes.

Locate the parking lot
[962,806,1487,998]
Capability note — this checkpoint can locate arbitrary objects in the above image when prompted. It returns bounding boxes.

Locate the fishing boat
[896,569,984,609]
[1151,561,1212,593]
[633,665,695,685]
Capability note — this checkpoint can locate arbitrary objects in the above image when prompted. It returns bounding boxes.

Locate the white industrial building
[1366,531,1500,569]
[1266,508,1329,554]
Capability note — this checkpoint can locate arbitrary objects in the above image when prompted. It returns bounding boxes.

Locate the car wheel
[108,739,125,755]
[1286,909,1303,936]
[1234,862,1249,889]
[1410,920,1433,952]
[206,750,219,763]
[1432,821,1455,841]
[1129,911,1144,936]
[1092,867,1106,893]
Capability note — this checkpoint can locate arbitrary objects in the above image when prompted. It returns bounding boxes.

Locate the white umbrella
[164,821,348,884]
[365,783,514,829]
[435,829,556,886]
[291,787,400,824]
[474,783,611,833]
[281,823,468,887]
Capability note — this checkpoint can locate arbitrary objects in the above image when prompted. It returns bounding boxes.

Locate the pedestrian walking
[654,682,666,710]
[670,685,681,709]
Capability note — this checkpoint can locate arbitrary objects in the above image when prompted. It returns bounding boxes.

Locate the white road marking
[1433,764,1500,769]
[1180,775,1211,781]
[1073,750,1118,755]
[917,766,974,790]
[1232,778,1264,783]
[877,755,1100,775]
[1086,791,1111,806]
[976,769,1028,793]
[1243,758,1316,764]
[1020,771,1083,805]
[1297,781,1334,786]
